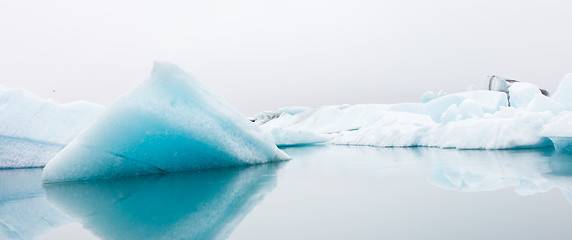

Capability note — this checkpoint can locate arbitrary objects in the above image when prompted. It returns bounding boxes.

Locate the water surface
[1,146,572,239]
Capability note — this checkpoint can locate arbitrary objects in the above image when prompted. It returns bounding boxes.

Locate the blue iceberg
[43,62,289,183]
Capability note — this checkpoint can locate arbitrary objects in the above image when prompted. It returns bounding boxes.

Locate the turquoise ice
[42,62,289,183]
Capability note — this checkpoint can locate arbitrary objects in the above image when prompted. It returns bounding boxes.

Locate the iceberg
[553,73,572,110]
[540,112,572,152]
[254,75,572,150]
[43,62,289,183]
[0,88,103,168]
[420,91,436,103]
[507,82,543,108]
[0,137,64,169]
[266,127,329,147]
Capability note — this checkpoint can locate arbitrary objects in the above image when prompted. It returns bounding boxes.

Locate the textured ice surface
[0,136,63,169]
[553,73,572,110]
[508,82,541,108]
[526,93,566,114]
[0,88,102,146]
[43,62,289,183]
[0,88,102,168]
[267,127,329,146]
[254,75,572,150]
[541,112,572,151]
[420,91,436,103]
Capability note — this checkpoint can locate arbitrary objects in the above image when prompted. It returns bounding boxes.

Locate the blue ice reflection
[0,168,71,239]
[43,162,283,240]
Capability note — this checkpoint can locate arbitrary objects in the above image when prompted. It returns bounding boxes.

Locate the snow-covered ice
[540,112,572,152]
[508,82,542,108]
[254,74,572,151]
[42,62,289,183]
[420,91,436,103]
[553,73,572,110]
[0,88,102,146]
[0,88,103,168]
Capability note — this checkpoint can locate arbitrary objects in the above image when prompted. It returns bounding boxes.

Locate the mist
[1,0,571,115]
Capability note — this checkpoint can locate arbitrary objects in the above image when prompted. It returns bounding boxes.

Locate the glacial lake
[2,146,572,239]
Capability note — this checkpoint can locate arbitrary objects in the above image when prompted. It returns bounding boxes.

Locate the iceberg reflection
[427,149,572,201]
[0,169,71,240]
[284,145,572,205]
[43,162,284,240]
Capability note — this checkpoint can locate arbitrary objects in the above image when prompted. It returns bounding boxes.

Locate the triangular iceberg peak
[43,61,290,183]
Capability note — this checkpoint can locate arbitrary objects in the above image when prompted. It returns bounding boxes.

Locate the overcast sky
[1,0,571,115]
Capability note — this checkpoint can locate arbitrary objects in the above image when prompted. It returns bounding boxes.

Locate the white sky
[1,0,571,115]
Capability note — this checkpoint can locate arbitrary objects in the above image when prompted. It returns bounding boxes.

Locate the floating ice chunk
[540,111,572,137]
[440,104,459,122]
[553,73,572,110]
[250,111,282,124]
[265,104,388,135]
[508,82,541,108]
[457,99,484,119]
[43,62,290,183]
[540,111,572,151]
[266,127,329,146]
[420,91,435,103]
[331,111,434,147]
[526,93,565,114]
[467,84,479,91]
[0,88,103,146]
[424,90,507,122]
[423,111,554,149]
[256,91,551,149]
[0,88,103,168]
[250,107,311,125]
[0,136,64,169]
[437,89,447,97]
[548,137,572,152]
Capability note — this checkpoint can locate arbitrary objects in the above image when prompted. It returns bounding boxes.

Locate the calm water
[2,146,572,239]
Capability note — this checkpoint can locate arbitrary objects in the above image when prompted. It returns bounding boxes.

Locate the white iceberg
[540,112,572,152]
[0,88,102,146]
[553,73,572,110]
[508,82,543,108]
[0,88,103,168]
[43,62,289,183]
[254,75,572,150]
